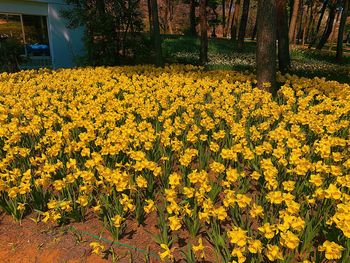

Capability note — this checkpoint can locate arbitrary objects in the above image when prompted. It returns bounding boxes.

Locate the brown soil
[0,210,217,263]
[0,211,162,263]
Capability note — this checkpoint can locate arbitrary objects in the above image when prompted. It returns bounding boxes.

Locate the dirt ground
[0,211,162,263]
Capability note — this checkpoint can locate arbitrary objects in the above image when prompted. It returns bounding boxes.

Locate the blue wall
[47,2,85,68]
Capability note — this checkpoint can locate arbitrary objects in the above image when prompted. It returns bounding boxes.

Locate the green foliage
[0,37,25,73]
[61,0,149,66]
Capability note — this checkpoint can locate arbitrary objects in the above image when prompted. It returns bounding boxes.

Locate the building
[0,0,84,69]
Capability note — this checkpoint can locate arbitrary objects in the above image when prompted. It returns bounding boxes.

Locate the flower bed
[0,65,349,262]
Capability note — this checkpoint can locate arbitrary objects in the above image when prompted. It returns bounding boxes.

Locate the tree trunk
[302,2,309,46]
[336,0,349,61]
[200,0,208,64]
[296,0,304,45]
[150,0,163,67]
[222,0,226,37]
[256,0,277,94]
[309,0,329,48]
[96,0,105,16]
[225,0,235,37]
[316,2,337,50]
[165,0,174,34]
[147,0,154,39]
[237,0,250,51]
[276,0,291,72]
[289,0,300,43]
[306,1,315,43]
[190,0,197,36]
[231,0,241,42]
[251,15,257,40]
[329,11,341,50]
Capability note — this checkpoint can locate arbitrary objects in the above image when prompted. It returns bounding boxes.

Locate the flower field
[0,65,350,262]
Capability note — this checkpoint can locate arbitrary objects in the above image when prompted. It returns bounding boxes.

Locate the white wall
[0,0,85,68]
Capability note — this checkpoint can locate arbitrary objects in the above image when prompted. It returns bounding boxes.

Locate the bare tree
[316,0,337,49]
[289,0,300,44]
[225,0,235,37]
[148,0,154,39]
[164,0,174,34]
[256,0,277,94]
[328,10,341,50]
[190,0,197,35]
[200,0,208,63]
[251,15,257,40]
[237,0,250,51]
[277,0,291,72]
[336,0,350,60]
[231,0,241,42]
[309,0,329,48]
[222,0,226,36]
[150,0,164,66]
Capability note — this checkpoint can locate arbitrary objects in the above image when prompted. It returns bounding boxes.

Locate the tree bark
[251,15,257,40]
[225,0,235,37]
[200,0,208,64]
[165,0,174,34]
[316,2,337,49]
[296,0,304,45]
[309,0,329,48]
[256,0,277,94]
[222,0,226,37]
[190,0,197,36]
[147,0,154,39]
[150,0,163,67]
[306,1,315,43]
[231,0,241,42]
[301,2,309,46]
[329,10,341,50]
[237,0,250,51]
[276,0,291,72]
[336,0,349,61]
[289,0,300,44]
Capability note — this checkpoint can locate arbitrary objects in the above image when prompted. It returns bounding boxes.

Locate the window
[0,13,50,57]
[23,15,50,57]
[0,13,25,54]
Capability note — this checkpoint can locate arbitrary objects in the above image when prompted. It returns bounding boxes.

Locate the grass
[161,35,350,83]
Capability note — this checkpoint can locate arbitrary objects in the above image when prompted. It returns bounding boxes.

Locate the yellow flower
[231,246,246,263]
[17,203,25,211]
[192,237,205,259]
[144,199,155,214]
[136,176,147,188]
[90,242,105,255]
[76,195,89,207]
[258,223,276,239]
[280,231,299,249]
[42,211,50,223]
[282,181,295,192]
[250,203,264,218]
[265,244,283,261]
[325,184,342,200]
[169,172,181,188]
[213,206,227,221]
[228,227,247,247]
[168,215,181,231]
[266,191,283,205]
[158,243,173,262]
[111,214,124,228]
[248,239,262,254]
[210,161,225,173]
[318,240,344,260]
[183,187,195,198]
